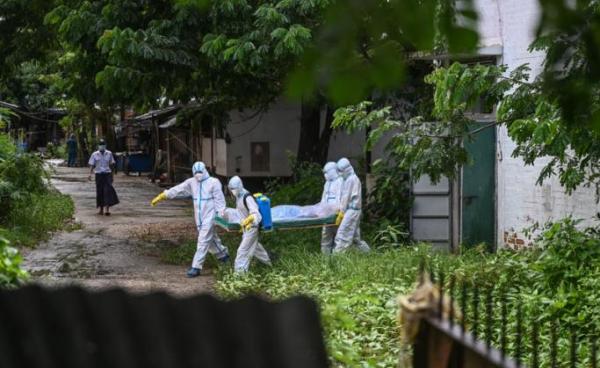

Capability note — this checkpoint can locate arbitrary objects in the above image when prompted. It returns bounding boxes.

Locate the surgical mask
[231,188,240,197]
[340,166,354,179]
[98,145,106,152]
[324,169,337,182]
[194,173,203,181]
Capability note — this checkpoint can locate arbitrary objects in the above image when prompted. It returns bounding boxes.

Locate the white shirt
[88,150,115,174]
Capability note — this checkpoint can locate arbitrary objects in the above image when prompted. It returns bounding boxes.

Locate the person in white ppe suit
[333,158,371,253]
[151,162,229,277]
[228,176,272,273]
[320,162,343,254]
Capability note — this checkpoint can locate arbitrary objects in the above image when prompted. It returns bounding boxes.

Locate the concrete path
[21,165,215,296]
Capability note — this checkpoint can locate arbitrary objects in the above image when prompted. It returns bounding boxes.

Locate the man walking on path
[88,138,119,216]
[66,134,78,167]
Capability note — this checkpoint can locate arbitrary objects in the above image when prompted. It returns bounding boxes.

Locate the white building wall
[483,0,600,247]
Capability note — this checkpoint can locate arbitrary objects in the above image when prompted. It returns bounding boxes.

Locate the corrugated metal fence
[0,286,328,368]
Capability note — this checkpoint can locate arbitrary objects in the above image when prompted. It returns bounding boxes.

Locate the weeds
[0,191,75,246]
[0,237,29,287]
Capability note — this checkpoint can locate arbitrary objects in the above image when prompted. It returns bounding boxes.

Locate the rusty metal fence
[412,267,599,368]
[0,285,328,368]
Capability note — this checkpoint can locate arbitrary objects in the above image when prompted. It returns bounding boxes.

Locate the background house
[409,0,600,251]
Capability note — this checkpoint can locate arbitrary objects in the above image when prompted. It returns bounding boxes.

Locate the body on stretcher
[216,203,339,232]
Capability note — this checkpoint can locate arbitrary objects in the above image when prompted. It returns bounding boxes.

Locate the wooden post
[166,130,172,182]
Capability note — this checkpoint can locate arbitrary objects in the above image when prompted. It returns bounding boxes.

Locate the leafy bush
[45,141,66,159]
[0,132,74,246]
[0,152,50,221]
[0,133,16,159]
[205,217,600,367]
[364,157,412,231]
[0,237,29,287]
[0,192,75,246]
[214,230,427,367]
[265,154,323,206]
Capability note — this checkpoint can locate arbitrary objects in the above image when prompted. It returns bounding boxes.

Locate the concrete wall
[482,0,600,247]
[225,99,367,177]
[226,100,301,177]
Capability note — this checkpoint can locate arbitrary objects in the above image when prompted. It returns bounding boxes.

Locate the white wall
[485,0,600,247]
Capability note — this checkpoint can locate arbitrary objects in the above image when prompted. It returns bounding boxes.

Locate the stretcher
[215,214,338,232]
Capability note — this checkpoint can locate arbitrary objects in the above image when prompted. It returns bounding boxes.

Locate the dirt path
[21,165,215,296]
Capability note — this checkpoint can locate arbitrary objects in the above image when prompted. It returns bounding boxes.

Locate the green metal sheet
[462,124,496,249]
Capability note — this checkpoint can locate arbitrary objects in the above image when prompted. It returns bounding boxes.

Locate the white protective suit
[320,162,343,254]
[228,176,271,273]
[164,167,229,269]
[333,158,371,253]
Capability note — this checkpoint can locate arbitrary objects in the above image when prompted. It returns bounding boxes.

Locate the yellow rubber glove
[151,192,167,206]
[241,214,256,231]
[335,211,344,226]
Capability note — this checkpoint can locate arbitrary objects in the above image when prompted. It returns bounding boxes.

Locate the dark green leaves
[534,0,600,131]
[288,0,479,105]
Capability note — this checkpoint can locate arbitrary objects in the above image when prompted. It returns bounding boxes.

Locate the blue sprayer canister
[254,193,273,231]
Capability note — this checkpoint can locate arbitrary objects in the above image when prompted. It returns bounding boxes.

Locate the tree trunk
[315,104,334,164]
[297,98,322,163]
[100,109,117,151]
[78,122,90,165]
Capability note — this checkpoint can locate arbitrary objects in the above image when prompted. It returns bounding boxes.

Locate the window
[251,142,270,172]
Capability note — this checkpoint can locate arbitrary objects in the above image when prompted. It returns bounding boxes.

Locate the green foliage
[0,192,75,247]
[0,0,59,107]
[206,217,600,366]
[533,0,600,130]
[365,158,411,228]
[0,237,29,288]
[0,153,49,210]
[45,141,66,159]
[0,107,18,128]
[265,154,323,206]
[214,229,424,367]
[289,0,479,105]
[336,59,600,197]
[0,133,74,246]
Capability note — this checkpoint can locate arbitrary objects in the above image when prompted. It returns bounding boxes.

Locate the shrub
[0,191,75,246]
[0,153,50,221]
[365,158,411,227]
[210,217,600,367]
[0,237,29,287]
[265,154,323,206]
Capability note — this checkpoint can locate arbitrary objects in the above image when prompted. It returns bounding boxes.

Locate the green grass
[0,191,75,247]
[161,219,600,367]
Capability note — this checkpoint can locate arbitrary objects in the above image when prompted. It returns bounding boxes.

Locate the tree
[0,0,60,108]
[197,0,333,163]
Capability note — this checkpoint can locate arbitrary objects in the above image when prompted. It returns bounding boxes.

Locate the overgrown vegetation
[265,155,323,206]
[0,133,74,247]
[173,217,597,367]
[0,237,29,287]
